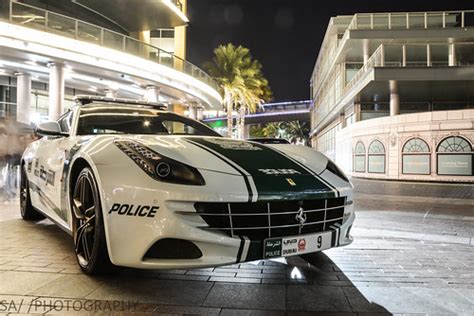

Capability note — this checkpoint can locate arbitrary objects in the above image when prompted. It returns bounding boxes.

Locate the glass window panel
[437,136,472,152]
[403,155,430,174]
[77,21,101,44]
[403,138,430,153]
[354,156,365,172]
[368,140,385,154]
[47,12,76,38]
[437,154,472,175]
[103,30,125,51]
[368,156,385,173]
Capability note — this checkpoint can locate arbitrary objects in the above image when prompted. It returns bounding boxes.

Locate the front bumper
[105,198,355,270]
[95,165,355,269]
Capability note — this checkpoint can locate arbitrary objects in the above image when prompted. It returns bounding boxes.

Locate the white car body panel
[22,103,355,270]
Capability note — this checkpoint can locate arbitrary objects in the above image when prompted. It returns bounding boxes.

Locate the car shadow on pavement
[0,215,392,314]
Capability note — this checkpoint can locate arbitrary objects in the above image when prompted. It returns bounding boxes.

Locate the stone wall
[335,109,474,182]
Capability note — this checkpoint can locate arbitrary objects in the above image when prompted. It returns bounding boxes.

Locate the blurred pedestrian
[0,126,7,201]
[4,127,22,201]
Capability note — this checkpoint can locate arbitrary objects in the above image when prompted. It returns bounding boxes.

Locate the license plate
[263,231,332,259]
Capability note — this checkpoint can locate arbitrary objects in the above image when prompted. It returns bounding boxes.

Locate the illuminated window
[402,138,430,175]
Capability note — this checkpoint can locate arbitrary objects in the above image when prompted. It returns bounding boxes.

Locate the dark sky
[187,0,474,102]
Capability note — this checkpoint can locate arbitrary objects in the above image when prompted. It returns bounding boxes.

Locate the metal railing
[347,10,474,30]
[1,0,218,90]
[313,42,474,127]
[311,10,474,105]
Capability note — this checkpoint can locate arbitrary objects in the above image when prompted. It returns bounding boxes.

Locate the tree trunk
[239,107,246,139]
[226,100,233,138]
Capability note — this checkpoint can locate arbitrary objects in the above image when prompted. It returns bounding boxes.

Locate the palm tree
[205,43,272,138]
[262,122,283,138]
[285,121,310,145]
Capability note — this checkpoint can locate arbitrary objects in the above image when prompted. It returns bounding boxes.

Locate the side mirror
[36,122,63,136]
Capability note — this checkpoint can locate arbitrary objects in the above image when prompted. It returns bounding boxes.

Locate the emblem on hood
[286,178,296,186]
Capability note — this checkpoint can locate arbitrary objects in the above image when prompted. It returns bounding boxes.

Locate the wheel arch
[68,155,115,263]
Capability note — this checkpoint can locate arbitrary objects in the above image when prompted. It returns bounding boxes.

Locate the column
[448,43,457,66]
[389,80,400,116]
[354,95,361,122]
[145,86,160,102]
[16,73,31,125]
[402,44,407,67]
[105,89,117,98]
[188,103,197,119]
[48,63,65,121]
[363,39,370,64]
[426,44,432,67]
[197,107,203,121]
[339,113,346,129]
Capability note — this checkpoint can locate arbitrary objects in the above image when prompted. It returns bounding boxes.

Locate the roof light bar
[74,95,168,110]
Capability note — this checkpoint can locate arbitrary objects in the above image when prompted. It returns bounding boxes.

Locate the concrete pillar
[354,103,361,122]
[339,113,346,129]
[449,43,457,66]
[16,73,31,125]
[389,80,400,116]
[188,103,197,119]
[105,89,117,98]
[426,44,432,67]
[402,45,407,67]
[197,107,203,121]
[48,63,65,121]
[363,39,370,64]
[145,86,160,102]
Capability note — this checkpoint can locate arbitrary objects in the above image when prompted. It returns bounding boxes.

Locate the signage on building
[438,155,472,176]
[403,155,430,175]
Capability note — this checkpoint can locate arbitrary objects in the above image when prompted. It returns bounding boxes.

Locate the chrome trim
[178,204,345,217]
[199,216,345,231]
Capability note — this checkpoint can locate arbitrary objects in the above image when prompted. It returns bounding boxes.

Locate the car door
[32,111,76,226]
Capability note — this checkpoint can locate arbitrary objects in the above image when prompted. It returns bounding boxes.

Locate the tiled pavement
[0,179,473,315]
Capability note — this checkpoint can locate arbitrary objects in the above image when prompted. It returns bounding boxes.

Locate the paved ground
[0,179,473,315]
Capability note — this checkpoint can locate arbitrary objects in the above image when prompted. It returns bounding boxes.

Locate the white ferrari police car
[20,96,355,274]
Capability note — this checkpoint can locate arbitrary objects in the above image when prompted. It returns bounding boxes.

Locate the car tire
[20,165,45,221]
[71,167,113,275]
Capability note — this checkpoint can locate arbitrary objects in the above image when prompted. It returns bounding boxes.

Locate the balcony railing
[347,10,474,30]
[0,0,218,90]
[314,42,474,127]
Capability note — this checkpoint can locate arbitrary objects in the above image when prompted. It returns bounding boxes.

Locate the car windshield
[77,106,221,137]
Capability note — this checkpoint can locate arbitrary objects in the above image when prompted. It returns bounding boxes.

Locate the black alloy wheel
[71,167,112,274]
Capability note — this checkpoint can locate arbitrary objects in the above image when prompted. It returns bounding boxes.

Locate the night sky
[187,0,474,102]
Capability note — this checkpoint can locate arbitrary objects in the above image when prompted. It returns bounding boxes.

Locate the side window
[58,111,73,134]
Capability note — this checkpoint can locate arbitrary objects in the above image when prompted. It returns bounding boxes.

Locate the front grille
[194,197,346,240]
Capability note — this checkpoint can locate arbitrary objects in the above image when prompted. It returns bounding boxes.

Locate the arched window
[402,138,431,175]
[353,142,366,172]
[437,136,473,176]
[368,140,385,173]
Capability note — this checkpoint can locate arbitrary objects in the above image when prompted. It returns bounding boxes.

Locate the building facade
[0,0,220,125]
[310,10,474,182]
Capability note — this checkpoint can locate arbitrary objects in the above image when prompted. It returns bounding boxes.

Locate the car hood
[125,135,329,176]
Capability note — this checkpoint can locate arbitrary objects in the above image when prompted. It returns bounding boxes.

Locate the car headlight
[114,140,205,186]
[325,159,349,183]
